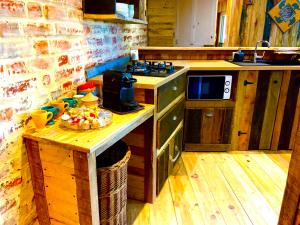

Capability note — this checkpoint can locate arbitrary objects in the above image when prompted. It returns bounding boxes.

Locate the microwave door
[201,76,225,99]
[187,76,228,100]
[188,77,202,99]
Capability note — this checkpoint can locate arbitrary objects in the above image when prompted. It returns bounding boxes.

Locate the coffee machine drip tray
[108,104,145,115]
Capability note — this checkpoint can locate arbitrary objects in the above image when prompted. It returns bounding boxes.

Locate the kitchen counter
[23,103,154,225]
[23,103,154,155]
[134,60,300,89]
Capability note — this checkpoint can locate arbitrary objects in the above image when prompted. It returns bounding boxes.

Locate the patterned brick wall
[0,0,147,224]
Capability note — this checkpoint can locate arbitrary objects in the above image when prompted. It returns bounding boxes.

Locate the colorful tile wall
[0,0,147,223]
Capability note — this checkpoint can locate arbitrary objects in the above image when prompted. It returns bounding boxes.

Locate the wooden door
[184,107,233,151]
[231,70,259,151]
[232,71,284,151]
[278,120,300,225]
[248,71,283,150]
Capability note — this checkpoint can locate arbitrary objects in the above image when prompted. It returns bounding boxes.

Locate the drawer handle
[172,86,178,91]
[170,146,181,163]
[173,116,177,121]
[205,112,214,117]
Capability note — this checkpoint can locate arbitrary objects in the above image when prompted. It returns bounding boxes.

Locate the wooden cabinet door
[184,107,233,148]
[232,71,284,151]
[156,145,169,195]
[248,71,283,150]
[232,71,258,151]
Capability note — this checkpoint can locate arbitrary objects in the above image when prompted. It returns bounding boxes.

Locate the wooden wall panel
[271,71,291,150]
[279,72,300,150]
[249,71,271,149]
[278,123,300,224]
[147,0,177,46]
[259,71,283,149]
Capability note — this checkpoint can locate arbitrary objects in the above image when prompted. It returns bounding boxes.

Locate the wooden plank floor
[127,151,291,225]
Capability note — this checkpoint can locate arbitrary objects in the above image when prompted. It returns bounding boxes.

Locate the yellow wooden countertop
[134,60,300,89]
[23,104,154,154]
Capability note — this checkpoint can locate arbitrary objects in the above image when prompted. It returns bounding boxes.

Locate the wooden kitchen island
[23,104,154,225]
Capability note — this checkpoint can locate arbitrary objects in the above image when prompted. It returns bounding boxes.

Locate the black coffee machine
[102,70,139,112]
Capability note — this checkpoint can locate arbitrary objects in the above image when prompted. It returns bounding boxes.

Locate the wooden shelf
[83,13,148,24]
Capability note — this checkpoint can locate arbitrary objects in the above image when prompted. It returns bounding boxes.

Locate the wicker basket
[97,141,131,225]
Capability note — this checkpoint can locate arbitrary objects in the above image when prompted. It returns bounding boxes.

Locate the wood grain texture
[73,151,92,225]
[289,90,300,150]
[271,71,291,150]
[146,0,300,47]
[279,72,300,150]
[168,157,204,225]
[24,139,51,225]
[128,151,289,225]
[147,0,177,46]
[184,108,233,145]
[87,153,100,225]
[185,100,235,108]
[249,71,271,150]
[259,71,283,149]
[39,143,80,225]
[138,49,300,64]
[23,104,154,154]
[232,71,258,151]
[278,122,300,224]
[184,144,231,151]
[233,153,284,214]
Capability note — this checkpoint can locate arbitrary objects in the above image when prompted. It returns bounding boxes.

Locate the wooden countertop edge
[22,134,90,153]
[22,104,154,154]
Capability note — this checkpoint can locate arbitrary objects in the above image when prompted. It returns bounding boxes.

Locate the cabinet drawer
[157,74,186,113]
[157,100,185,149]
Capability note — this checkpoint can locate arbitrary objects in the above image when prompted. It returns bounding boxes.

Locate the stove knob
[224,88,230,93]
[225,81,231,86]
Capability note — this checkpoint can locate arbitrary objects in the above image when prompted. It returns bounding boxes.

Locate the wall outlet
[130,50,139,61]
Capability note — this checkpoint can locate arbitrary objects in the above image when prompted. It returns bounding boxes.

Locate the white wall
[176,0,218,46]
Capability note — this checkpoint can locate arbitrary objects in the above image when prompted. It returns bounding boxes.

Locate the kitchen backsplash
[0,0,147,223]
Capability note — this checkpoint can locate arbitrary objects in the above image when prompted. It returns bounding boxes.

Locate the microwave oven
[187,75,232,100]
